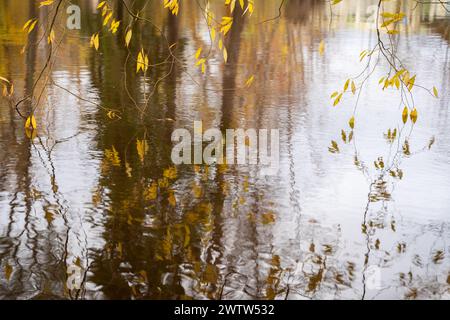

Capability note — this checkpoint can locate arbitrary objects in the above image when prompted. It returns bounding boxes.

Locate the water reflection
[0,0,449,300]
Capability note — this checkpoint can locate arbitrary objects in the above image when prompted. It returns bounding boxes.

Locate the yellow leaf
[47,29,55,44]
[223,47,228,63]
[125,29,132,47]
[410,108,418,124]
[90,33,99,51]
[407,75,416,91]
[330,91,338,98]
[220,17,233,36]
[136,139,149,163]
[195,47,202,60]
[168,191,176,207]
[25,115,37,130]
[261,212,275,225]
[349,116,355,129]
[144,54,149,72]
[333,93,343,107]
[245,75,255,87]
[319,40,325,56]
[103,12,113,26]
[195,58,206,66]
[331,0,342,5]
[39,0,54,7]
[105,146,121,167]
[211,27,216,41]
[144,182,158,200]
[351,81,356,94]
[109,20,120,34]
[402,106,408,124]
[164,166,177,180]
[433,86,438,98]
[27,20,38,34]
[387,29,399,35]
[344,79,350,92]
[0,76,10,84]
[97,1,106,9]
[23,19,33,31]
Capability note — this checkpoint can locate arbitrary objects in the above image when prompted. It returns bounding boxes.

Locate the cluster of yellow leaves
[380,12,405,28]
[163,166,177,180]
[94,1,121,47]
[90,33,100,51]
[379,69,415,92]
[164,0,179,16]
[144,181,158,201]
[105,146,121,167]
[384,128,397,144]
[226,0,253,16]
[328,140,339,153]
[402,106,418,124]
[195,47,206,74]
[109,19,121,34]
[136,49,149,73]
[220,17,233,36]
[374,157,385,170]
[23,18,38,34]
[330,79,356,107]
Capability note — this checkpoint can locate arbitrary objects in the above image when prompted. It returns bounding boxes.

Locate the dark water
[0,0,449,299]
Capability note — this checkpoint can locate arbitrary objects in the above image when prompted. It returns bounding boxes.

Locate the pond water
[0,0,449,299]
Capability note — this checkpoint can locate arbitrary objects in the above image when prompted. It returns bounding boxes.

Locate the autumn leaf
[195,47,202,60]
[433,86,438,98]
[97,1,106,9]
[90,33,100,51]
[245,75,255,88]
[410,108,418,124]
[351,81,356,94]
[25,115,37,130]
[163,166,177,180]
[136,139,149,163]
[349,116,355,129]
[223,47,228,63]
[402,106,408,124]
[39,0,54,8]
[319,40,325,56]
[125,29,132,47]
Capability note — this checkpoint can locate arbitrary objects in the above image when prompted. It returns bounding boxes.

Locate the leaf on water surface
[319,40,325,56]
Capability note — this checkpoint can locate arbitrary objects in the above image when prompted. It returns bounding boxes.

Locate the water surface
[0,0,449,299]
